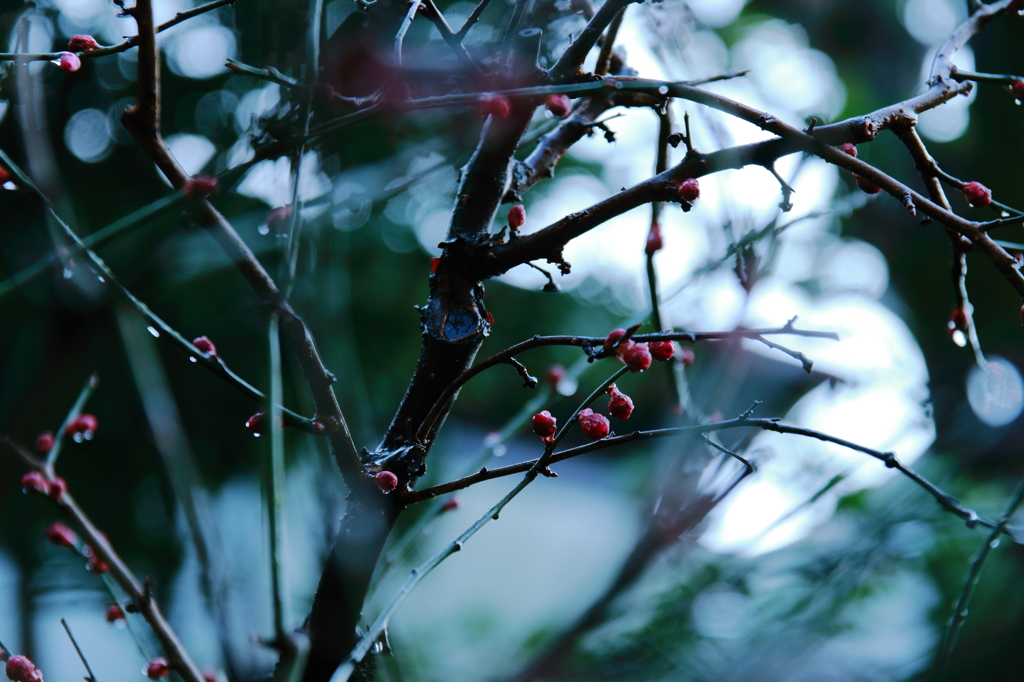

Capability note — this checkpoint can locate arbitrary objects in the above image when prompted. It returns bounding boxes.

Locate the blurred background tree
[2,0,1024,681]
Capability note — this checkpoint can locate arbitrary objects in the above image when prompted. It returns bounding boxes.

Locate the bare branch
[1,439,205,682]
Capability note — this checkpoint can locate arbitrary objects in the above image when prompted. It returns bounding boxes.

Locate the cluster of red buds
[68,35,101,52]
[68,414,98,442]
[192,336,217,358]
[606,384,634,420]
[145,658,170,679]
[41,521,109,573]
[480,94,512,119]
[962,181,992,207]
[508,204,526,230]
[603,329,679,372]
[576,409,610,439]
[4,655,43,682]
[184,175,219,198]
[21,471,67,501]
[375,471,399,493]
[56,53,81,73]
[645,221,663,256]
[532,410,557,443]
[545,94,572,119]
[105,604,126,623]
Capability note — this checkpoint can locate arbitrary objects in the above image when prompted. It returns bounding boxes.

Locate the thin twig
[45,373,99,473]
[418,0,482,72]
[936,474,1024,671]
[1,439,205,682]
[267,313,292,644]
[394,0,424,68]
[333,366,628,682]
[404,418,1001,535]
[0,0,239,62]
[453,0,494,42]
[414,321,838,443]
[61,619,98,682]
[0,148,317,432]
[594,8,625,76]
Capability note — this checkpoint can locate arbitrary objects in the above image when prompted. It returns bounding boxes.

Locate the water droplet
[951,329,967,347]
[83,430,94,441]
[189,356,198,363]
[72,432,84,443]
[990,538,1001,549]
[657,85,669,95]
[253,433,261,438]
[1001,211,1010,218]
[613,81,623,89]
[63,267,73,279]
[97,275,105,283]
[258,224,270,235]
[147,326,160,338]
[492,443,507,457]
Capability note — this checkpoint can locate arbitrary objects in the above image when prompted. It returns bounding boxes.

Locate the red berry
[545,93,572,118]
[854,175,881,194]
[606,385,634,420]
[508,204,526,229]
[531,410,557,442]
[192,336,217,357]
[105,604,125,623]
[34,431,55,454]
[649,340,675,361]
[21,471,50,496]
[57,52,81,73]
[68,35,101,52]
[678,178,700,202]
[546,365,566,390]
[45,522,78,548]
[311,421,325,434]
[645,221,663,255]
[0,165,9,184]
[577,409,610,440]
[245,412,265,436]
[145,658,170,679]
[840,143,858,157]
[430,257,440,273]
[963,181,992,207]
[48,477,68,501]
[185,175,219,198]
[678,346,695,367]
[86,548,109,574]
[1012,80,1024,101]
[311,82,335,107]
[5,655,42,682]
[621,342,652,372]
[440,498,460,512]
[68,414,98,439]
[375,470,398,493]
[603,328,627,352]
[480,94,511,119]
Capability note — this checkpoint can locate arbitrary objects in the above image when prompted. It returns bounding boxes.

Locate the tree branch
[1,438,206,682]
[404,418,999,536]
[414,322,838,443]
